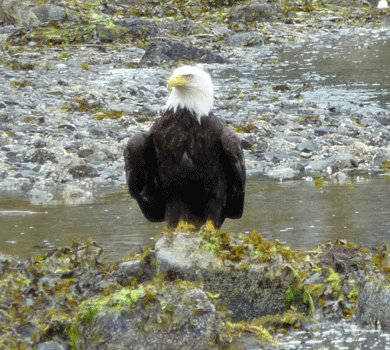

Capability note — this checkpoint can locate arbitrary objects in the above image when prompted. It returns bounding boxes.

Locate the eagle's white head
[165,65,214,123]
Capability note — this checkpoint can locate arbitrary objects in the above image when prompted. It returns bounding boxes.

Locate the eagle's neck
[165,86,213,123]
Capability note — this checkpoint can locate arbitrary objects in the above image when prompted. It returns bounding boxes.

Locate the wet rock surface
[1,227,390,349]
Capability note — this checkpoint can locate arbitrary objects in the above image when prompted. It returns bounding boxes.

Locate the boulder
[225,32,266,47]
[32,4,73,23]
[230,1,282,23]
[115,17,160,37]
[0,0,40,28]
[69,164,99,178]
[356,280,390,331]
[72,281,229,350]
[140,40,228,65]
[155,228,309,321]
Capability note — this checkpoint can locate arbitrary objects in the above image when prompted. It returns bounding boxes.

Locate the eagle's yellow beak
[168,74,191,90]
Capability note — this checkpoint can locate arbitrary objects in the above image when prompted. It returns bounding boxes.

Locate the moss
[382,159,390,171]
[235,121,255,133]
[227,320,276,344]
[326,267,342,297]
[8,61,36,71]
[11,79,34,89]
[93,110,127,120]
[83,305,99,324]
[251,309,311,333]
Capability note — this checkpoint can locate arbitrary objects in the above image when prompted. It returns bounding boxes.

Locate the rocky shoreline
[1,0,390,205]
[1,0,390,348]
[2,225,390,349]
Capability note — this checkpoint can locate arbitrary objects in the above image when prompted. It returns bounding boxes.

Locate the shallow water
[1,174,390,261]
[275,320,390,349]
[274,28,390,110]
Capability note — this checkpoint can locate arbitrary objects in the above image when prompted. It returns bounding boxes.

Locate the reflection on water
[1,175,390,261]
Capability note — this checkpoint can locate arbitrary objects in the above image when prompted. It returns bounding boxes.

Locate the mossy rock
[155,227,310,321]
[6,22,129,46]
[71,281,230,350]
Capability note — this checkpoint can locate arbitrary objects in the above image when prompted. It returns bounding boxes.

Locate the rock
[37,342,69,350]
[32,4,71,23]
[374,115,390,126]
[263,151,287,163]
[163,19,204,36]
[25,149,57,165]
[62,185,93,205]
[356,280,390,331]
[0,0,40,28]
[304,156,337,174]
[77,149,94,158]
[140,40,228,65]
[69,164,99,178]
[371,153,388,170]
[28,188,53,205]
[73,282,229,350]
[115,17,159,37]
[95,23,129,43]
[155,231,307,321]
[225,32,266,47]
[230,1,282,22]
[297,140,318,153]
[112,259,156,285]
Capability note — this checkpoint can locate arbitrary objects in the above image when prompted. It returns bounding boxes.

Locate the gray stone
[32,5,69,23]
[356,280,390,331]
[297,140,318,153]
[115,17,159,37]
[140,40,228,66]
[226,32,266,47]
[69,164,99,178]
[74,283,229,350]
[37,341,69,350]
[0,0,40,27]
[230,1,281,22]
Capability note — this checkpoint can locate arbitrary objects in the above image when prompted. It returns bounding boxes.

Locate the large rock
[72,282,229,350]
[225,32,266,47]
[140,40,228,65]
[230,1,282,23]
[155,228,308,321]
[356,280,390,331]
[0,0,40,27]
[32,4,73,23]
[115,17,160,37]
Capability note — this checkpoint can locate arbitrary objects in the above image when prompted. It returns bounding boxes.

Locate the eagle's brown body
[124,66,245,229]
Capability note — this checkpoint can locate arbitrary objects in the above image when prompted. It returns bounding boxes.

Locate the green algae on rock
[71,281,230,350]
[0,227,388,349]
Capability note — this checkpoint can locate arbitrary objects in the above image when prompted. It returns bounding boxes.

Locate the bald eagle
[124,66,245,229]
